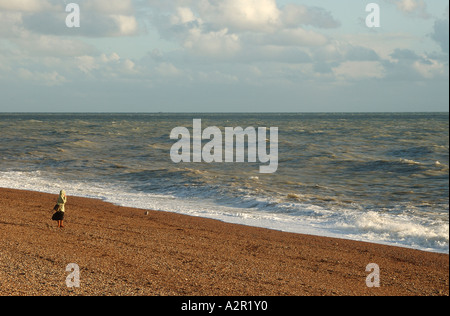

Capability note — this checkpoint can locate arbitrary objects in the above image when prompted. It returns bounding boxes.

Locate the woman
[52,190,67,228]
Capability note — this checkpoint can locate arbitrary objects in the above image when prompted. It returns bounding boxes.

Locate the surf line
[170,119,278,174]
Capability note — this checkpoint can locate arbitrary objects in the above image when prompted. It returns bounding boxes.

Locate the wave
[335,210,449,252]
[338,158,426,174]
[1,170,448,254]
[70,140,98,148]
[399,158,422,165]
[387,146,436,159]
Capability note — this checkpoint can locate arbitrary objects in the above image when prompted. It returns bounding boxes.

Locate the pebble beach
[0,188,448,296]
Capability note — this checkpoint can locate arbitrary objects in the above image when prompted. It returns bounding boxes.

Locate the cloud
[1,0,447,112]
[0,0,139,38]
[110,14,139,36]
[388,0,431,19]
[13,33,95,56]
[192,0,341,32]
[198,0,282,33]
[75,52,140,78]
[281,4,341,29]
[83,0,134,15]
[412,58,448,79]
[155,62,182,77]
[384,48,448,80]
[149,0,343,61]
[0,11,24,37]
[430,18,449,54]
[17,68,66,86]
[263,28,329,47]
[332,61,386,80]
[312,40,380,63]
[170,7,199,25]
[20,11,138,37]
[0,0,59,12]
[0,0,134,14]
[183,27,241,58]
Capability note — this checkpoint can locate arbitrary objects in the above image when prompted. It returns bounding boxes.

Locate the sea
[0,113,448,253]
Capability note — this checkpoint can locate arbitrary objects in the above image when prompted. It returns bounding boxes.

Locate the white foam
[1,170,448,254]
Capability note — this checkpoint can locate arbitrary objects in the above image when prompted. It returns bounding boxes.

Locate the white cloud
[198,0,340,33]
[155,62,181,77]
[388,0,431,18]
[384,48,448,81]
[1,0,447,110]
[0,0,59,12]
[184,27,241,58]
[413,58,448,79]
[397,0,423,13]
[152,0,342,61]
[82,0,138,36]
[123,59,136,72]
[92,53,140,77]
[76,55,99,74]
[198,0,281,33]
[110,14,139,36]
[170,7,199,25]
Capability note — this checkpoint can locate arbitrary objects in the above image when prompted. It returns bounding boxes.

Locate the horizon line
[1,111,449,114]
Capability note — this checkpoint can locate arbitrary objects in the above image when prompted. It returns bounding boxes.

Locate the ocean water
[0,113,448,253]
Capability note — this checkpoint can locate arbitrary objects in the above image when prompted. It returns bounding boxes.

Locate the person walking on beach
[52,190,67,228]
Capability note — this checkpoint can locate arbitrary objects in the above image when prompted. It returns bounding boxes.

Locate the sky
[0,0,448,112]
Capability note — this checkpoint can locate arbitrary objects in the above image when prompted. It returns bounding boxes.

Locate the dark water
[1,113,448,252]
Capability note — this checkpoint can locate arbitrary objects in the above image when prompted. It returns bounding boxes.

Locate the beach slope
[0,188,448,296]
